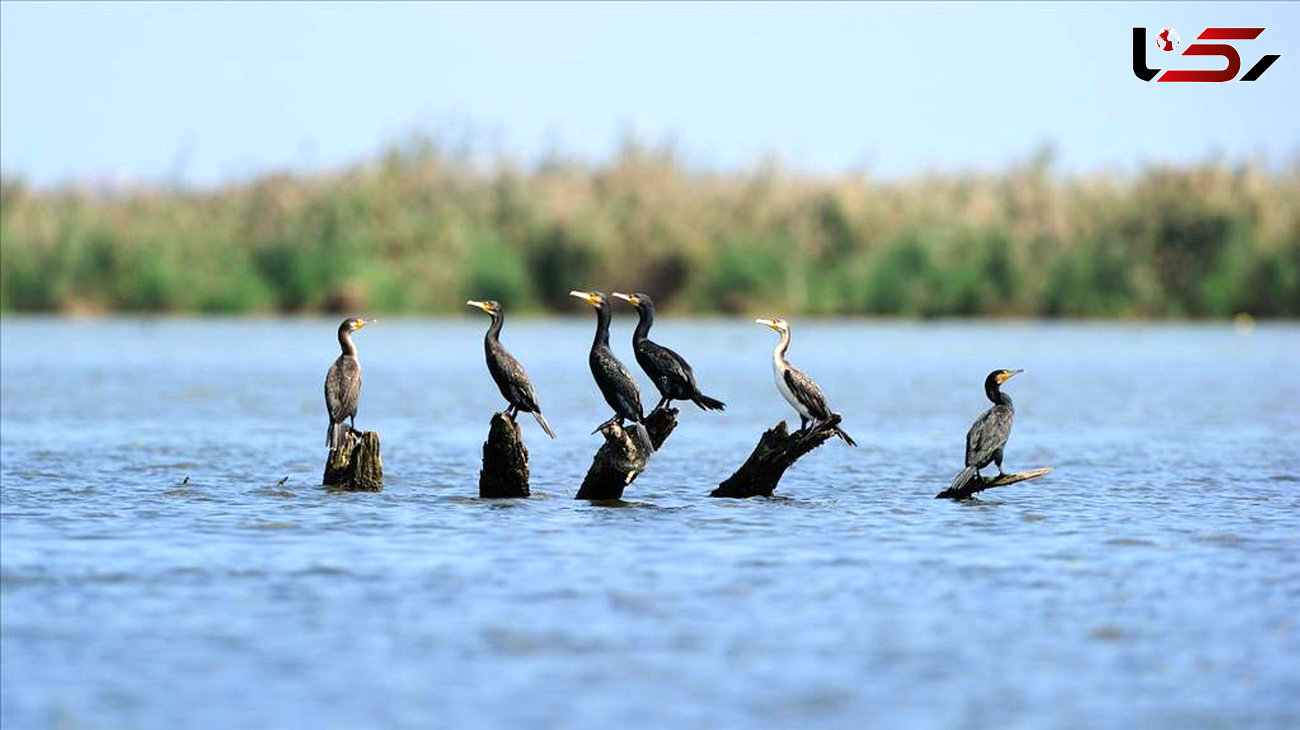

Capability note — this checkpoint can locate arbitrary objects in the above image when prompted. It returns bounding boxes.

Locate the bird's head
[342,317,374,332]
[755,317,790,334]
[611,292,653,310]
[569,290,607,309]
[987,368,1024,387]
[466,299,502,317]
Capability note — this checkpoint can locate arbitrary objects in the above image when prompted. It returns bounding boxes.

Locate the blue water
[2,317,1298,729]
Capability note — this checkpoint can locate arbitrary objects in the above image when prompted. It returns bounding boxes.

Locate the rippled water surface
[2,317,1298,729]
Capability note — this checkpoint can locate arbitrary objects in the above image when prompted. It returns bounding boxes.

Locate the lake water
[2,317,1298,729]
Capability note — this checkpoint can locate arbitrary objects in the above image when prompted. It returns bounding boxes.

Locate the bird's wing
[495,346,540,411]
[784,366,832,420]
[593,347,644,416]
[965,405,1013,466]
[639,340,695,388]
[325,356,361,422]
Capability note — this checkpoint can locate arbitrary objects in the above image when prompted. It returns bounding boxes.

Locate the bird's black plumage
[613,292,725,412]
[571,291,654,452]
[948,369,1021,492]
[324,318,368,450]
[468,300,555,438]
[783,368,831,421]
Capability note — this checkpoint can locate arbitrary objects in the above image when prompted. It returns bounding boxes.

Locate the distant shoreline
[4,144,1296,318]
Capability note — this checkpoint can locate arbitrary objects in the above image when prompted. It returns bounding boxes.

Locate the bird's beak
[1000,368,1024,383]
[466,300,490,313]
[755,318,777,330]
[611,292,637,305]
[355,319,374,330]
[569,290,597,305]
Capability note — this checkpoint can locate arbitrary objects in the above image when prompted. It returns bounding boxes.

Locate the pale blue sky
[2,1,1297,186]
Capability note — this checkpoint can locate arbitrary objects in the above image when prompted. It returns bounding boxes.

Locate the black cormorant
[755,317,856,446]
[948,369,1022,492]
[611,292,726,413]
[325,317,373,450]
[569,290,654,452]
[467,299,556,439]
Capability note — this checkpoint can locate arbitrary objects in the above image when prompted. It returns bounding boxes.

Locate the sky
[2,1,1297,186]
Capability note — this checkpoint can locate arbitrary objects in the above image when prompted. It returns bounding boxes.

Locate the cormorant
[569,290,655,452]
[325,317,373,450]
[948,369,1022,492]
[755,318,856,446]
[467,299,556,439]
[611,292,726,413]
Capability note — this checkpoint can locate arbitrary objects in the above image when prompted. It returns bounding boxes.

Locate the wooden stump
[479,412,530,498]
[323,430,383,491]
[575,407,678,501]
[712,415,845,498]
[934,467,1052,500]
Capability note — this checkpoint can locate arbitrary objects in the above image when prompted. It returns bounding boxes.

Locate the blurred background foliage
[2,136,1297,317]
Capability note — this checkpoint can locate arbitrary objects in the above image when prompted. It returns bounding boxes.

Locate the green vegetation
[2,140,1297,317]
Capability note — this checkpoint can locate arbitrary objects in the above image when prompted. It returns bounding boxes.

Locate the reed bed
[3,139,1296,317]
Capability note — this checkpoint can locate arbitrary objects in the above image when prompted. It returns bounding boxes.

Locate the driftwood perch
[323,430,383,491]
[575,407,678,501]
[479,412,530,498]
[934,467,1052,500]
[712,414,846,498]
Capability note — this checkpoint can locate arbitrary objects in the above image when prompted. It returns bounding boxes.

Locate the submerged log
[575,407,678,501]
[479,412,530,498]
[323,430,383,491]
[712,415,846,498]
[934,467,1052,500]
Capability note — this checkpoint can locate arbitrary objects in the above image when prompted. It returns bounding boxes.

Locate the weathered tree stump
[712,415,846,498]
[323,430,383,491]
[934,467,1052,500]
[575,407,678,501]
[479,412,530,498]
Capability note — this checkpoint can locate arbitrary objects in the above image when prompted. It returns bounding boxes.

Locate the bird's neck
[632,306,653,344]
[485,313,504,342]
[986,382,1012,408]
[338,328,357,358]
[772,329,790,365]
[592,304,611,350]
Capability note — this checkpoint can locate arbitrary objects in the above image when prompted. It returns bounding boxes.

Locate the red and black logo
[1133,27,1281,82]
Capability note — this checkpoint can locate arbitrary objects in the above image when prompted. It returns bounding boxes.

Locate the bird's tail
[949,466,978,493]
[327,421,348,450]
[631,420,656,454]
[690,392,726,411]
[532,410,557,439]
[834,426,857,447]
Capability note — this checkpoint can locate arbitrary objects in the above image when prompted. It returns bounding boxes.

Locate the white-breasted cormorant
[467,299,556,439]
[948,369,1022,492]
[570,290,654,452]
[611,292,726,413]
[755,318,856,446]
[325,317,373,450]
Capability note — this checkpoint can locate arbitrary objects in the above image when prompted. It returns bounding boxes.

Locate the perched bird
[569,290,654,452]
[755,318,856,446]
[467,299,556,439]
[324,317,373,450]
[611,292,725,413]
[948,369,1022,492]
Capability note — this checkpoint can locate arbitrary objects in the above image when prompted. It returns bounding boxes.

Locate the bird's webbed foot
[591,417,618,435]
